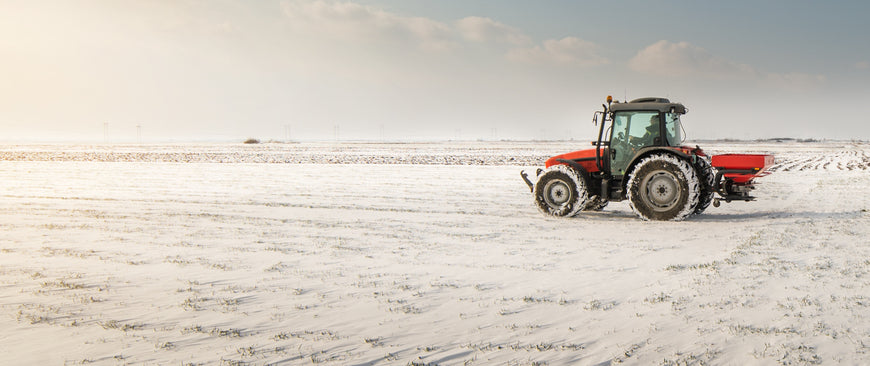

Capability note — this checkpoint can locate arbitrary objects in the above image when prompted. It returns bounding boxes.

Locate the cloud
[628,40,755,79]
[855,61,870,70]
[629,40,825,89]
[455,16,530,45]
[455,17,609,66]
[281,1,607,67]
[281,0,455,51]
[507,37,608,66]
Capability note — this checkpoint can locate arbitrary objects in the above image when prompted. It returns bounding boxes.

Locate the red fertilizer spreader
[710,153,775,206]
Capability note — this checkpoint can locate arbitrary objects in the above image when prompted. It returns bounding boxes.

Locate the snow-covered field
[1,141,869,365]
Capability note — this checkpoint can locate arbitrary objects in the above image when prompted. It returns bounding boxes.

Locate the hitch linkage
[711,169,758,207]
[520,169,543,192]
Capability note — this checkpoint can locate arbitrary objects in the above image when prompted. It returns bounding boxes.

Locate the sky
[1,0,869,142]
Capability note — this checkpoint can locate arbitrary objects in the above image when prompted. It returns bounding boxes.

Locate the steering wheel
[628,135,646,149]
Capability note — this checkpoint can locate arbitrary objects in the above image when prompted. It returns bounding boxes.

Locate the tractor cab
[607,98,687,177]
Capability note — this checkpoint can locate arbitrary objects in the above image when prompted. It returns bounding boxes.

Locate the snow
[1,141,869,365]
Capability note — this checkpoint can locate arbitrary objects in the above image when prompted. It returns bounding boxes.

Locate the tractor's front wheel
[534,165,588,217]
[627,154,700,221]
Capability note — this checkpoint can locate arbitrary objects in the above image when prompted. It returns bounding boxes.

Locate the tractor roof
[610,97,687,114]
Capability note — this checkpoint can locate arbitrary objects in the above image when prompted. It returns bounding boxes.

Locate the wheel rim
[641,170,681,212]
[543,178,572,207]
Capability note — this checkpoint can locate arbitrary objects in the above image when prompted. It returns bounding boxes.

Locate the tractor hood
[544,147,603,173]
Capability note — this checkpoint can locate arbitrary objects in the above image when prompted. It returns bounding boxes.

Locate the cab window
[664,113,683,146]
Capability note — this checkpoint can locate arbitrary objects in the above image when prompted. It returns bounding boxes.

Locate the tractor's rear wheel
[534,165,588,217]
[693,156,715,215]
[627,154,700,221]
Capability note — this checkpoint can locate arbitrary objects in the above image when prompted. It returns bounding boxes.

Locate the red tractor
[521,96,774,221]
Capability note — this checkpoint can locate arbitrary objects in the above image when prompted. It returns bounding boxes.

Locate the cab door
[609,111,660,177]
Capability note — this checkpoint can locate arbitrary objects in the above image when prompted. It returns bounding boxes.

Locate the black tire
[693,156,715,215]
[534,165,588,217]
[627,153,700,221]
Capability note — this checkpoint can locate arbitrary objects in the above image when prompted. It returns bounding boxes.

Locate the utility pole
[284,124,291,141]
[136,125,142,144]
